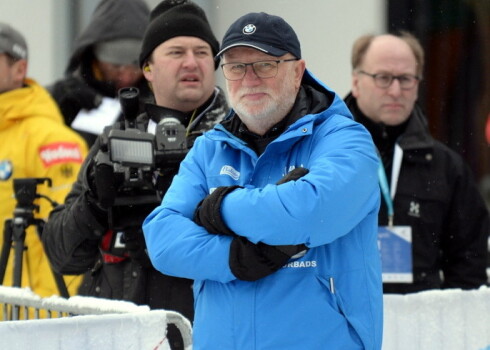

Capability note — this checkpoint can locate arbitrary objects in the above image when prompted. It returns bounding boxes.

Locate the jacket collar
[344,92,434,151]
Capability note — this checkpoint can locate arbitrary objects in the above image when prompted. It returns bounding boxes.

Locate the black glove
[193,186,242,235]
[53,77,102,124]
[85,150,119,211]
[229,236,308,281]
[123,230,153,268]
[93,163,118,210]
[83,153,118,233]
[228,167,310,281]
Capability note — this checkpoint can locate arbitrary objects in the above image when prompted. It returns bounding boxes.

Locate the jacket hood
[67,0,150,73]
[0,78,63,131]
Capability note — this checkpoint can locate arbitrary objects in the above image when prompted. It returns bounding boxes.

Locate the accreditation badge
[377,225,413,283]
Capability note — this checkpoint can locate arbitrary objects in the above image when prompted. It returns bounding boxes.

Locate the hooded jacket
[345,92,489,293]
[66,0,149,73]
[0,79,88,299]
[48,0,152,147]
[143,71,384,350]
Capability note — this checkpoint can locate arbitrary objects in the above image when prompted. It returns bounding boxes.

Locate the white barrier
[1,311,171,350]
[0,285,150,318]
[2,285,490,349]
[383,286,490,350]
[0,286,192,350]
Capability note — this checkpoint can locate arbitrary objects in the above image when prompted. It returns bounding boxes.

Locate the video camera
[94,87,189,229]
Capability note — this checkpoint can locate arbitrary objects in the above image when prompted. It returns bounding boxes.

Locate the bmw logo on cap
[242,24,256,35]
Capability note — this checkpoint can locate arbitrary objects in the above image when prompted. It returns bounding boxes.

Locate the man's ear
[294,59,306,89]
[351,72,360,98]
[13,59,28,85]
[142,62,152,81]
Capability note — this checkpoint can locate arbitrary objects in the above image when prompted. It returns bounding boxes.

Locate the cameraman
[42,1,228,349]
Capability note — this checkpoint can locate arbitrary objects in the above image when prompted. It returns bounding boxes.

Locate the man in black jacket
[42,1,229,349]
[48,0,152,147]
[345,32,489,294]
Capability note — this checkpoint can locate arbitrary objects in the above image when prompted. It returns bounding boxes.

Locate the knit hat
[139,0,219,68]
[0,22,28,60]
[217,12,301,59]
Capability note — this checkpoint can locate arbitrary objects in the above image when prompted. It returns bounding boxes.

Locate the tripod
[0,178,69,303]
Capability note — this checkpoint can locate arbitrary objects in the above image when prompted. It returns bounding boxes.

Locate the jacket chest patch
[38,142,83,167]
[407,201,420,218]
[0,160,13,181]
[220,165,240,180]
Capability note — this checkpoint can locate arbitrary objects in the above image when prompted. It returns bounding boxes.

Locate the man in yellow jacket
[0,22,88,302]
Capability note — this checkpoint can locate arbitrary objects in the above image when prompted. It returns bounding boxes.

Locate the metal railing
[0,286,192,349]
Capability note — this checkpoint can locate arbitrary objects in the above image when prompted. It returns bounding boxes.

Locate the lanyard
[377,144,403,227]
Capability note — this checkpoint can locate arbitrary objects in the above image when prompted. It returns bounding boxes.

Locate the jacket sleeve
[441,158,489,288]
[221,119,381,247]
[42,140,107,275]
[143,139,236,283]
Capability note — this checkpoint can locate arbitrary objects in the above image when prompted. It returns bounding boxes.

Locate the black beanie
[139,0,219,68]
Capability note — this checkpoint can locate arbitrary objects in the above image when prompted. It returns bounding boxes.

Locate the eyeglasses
[357,70,421,90]
[221,59,299,81]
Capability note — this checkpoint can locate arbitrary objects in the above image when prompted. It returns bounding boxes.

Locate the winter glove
[229,236,308,281]
[228,167,310,281]
[193,185,242,235]
[122,229,153,268]
[93,163,118,210]
[53,77,102,124]
[83,152,118,232]
[85,148,119,211]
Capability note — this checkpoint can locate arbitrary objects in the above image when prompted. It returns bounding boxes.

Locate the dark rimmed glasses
[221,59,299,81]
[357,70,421,90]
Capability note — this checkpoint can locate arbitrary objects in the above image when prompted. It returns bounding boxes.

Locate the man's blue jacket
[144,70,383,350]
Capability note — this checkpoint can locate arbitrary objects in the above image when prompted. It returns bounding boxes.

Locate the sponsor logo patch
[220,165,240,180]
[38,142,83,167]
[283,260,317,269]
[60,164,74,178]
[0,160,13,181]
[408,201,420,218]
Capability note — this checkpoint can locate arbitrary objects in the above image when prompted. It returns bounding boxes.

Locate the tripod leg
[11,222,26,288]
[52,272,70,298]
[0,219,13,284]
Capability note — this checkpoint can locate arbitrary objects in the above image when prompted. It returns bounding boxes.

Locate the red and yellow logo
[38,142,83,167]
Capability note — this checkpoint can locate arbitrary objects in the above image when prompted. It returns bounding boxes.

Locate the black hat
[0,22,28,60]
[217,12,301,59]
[139,0,219,68]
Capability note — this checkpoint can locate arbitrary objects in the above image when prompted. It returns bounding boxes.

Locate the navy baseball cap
[216,12,301,59]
